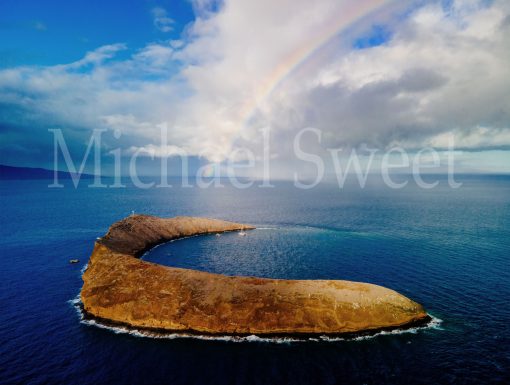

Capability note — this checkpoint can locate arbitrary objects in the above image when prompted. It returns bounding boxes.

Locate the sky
[0,0,509,176]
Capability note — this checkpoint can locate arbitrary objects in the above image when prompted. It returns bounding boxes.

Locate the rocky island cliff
[81,215,430,336]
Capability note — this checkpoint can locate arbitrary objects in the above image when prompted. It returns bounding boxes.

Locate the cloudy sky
[0,0,509,176]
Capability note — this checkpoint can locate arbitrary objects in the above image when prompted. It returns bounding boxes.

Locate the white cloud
[151,7,174,32]
[0,0,509,172]
[124,144,186,158]
[427,127,510,150]
[253,0,510,157]
[168,0,510,165]
[64,43,127,69]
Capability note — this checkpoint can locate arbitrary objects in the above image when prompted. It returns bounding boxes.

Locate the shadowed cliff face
[81,215,429,335]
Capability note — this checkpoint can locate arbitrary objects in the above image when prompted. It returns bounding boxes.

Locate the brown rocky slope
[80,215,430,336]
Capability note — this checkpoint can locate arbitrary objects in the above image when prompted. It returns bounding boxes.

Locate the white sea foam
[69,294,442,344]
[80,263,88,275]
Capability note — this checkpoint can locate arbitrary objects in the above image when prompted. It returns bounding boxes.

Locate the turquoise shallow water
[1,176,509,384]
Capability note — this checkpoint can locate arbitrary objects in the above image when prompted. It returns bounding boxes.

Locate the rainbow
[239,0,396,127]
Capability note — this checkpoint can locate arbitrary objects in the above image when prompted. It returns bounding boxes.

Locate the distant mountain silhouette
[0,164,95,180]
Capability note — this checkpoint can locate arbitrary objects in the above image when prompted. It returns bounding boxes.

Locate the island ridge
[80,215,430,336]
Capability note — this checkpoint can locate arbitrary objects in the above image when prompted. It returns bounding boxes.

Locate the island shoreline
[81,215,431,336]
[78,301,433,340]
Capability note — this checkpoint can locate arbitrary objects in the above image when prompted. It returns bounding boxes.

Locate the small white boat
[215,233,221,237]
[238,231,247,236]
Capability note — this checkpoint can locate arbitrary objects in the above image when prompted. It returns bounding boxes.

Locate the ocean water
[1,176,509,384]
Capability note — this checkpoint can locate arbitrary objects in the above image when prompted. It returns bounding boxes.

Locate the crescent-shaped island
[80,215,431,337]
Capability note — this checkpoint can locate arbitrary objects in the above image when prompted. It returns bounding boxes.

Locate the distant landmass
[0,164,95,180]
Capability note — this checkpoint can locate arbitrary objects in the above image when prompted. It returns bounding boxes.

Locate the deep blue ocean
[1,176,509,384]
